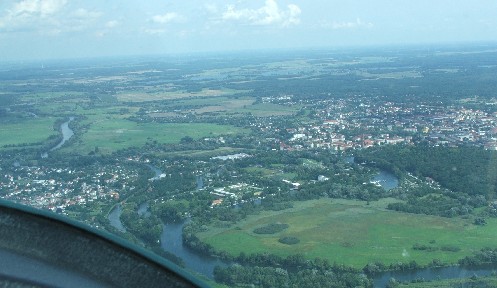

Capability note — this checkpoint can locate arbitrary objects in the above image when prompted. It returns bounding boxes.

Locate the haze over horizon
[1,0,497,61]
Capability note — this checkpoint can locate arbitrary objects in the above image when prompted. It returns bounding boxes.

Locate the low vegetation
[278,236,300,245]
[253,223,289,234]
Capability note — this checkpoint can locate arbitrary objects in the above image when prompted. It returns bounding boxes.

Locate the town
[3,93,497,216]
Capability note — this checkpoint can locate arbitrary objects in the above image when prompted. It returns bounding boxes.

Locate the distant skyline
[1,0,497,61]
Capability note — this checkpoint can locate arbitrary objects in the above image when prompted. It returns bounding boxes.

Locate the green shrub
[278,236,300,245]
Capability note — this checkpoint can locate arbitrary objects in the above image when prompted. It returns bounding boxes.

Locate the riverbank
[373,264,497,287]
[108,204,126,233]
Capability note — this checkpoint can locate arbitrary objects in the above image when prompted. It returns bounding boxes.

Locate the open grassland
[193,99,255,114]
[37,102,81,115]
[158,147,249,158]
[0,117,57,148]
[116,88,249,102]
[198,198,497,268]
[75,106,139,119]
[64,118,246,154]
[243,166,297,180]
[20,91,87,102]
[147,96,297,117]
[356,69,422,79]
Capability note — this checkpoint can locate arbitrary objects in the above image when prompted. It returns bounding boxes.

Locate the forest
[356,145,497,217]
[213,253,372,288]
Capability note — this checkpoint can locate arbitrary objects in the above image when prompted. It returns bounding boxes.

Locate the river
[108,209,227,279]
[137,202,151,218]
[160,222,228,279]
[108,205,126,233]
[345,156,399,191]
[196,175,204,190]
[372,170,399,191]
[146,164,164,181]
[108,164,227,279]
[41,117,75,158]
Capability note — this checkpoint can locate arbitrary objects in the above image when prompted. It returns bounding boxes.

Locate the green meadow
[198,198,497,268]
[116,88,248,102]
[64,118,246,154]
[235,103,298,116]
[0,117,58,148]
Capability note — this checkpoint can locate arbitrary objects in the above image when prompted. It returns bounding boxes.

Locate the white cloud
[10,0,67,17]
[322,18,373,30]
[105,20,119,28]
[222,0,301,27]
[62,8,102,33]
[204,3,219,14]
[151,12,185,24]
[72,8,102,20]
[144,28,166,35]
[0,0,67,33]
[95,20,119,38]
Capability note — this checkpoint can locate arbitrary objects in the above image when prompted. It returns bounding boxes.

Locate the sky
[1,0,497,61]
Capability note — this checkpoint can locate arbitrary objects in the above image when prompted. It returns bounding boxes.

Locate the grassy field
[20,91,87,102]
[356,69,422,79]
[243,166,297,180]
[64,118,246,154]
[158,147,248,158]
[116,88,248,102]
[147,97,297,117]
[0,117,58,148]
[198,198,497,268]
[234,103,298,116]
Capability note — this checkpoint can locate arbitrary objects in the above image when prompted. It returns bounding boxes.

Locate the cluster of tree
[386,194,477,218]
[182,223,220,258]
[149,172,196,198]
[297,180,384,202]
[474,217,487,226]
[363,261,421,275]
[278,236,300,245]
[120,203,162,244]
[459,248,497,266]
[214,254,372,288]
[411,243,460,253]
[356,145,497,198]
[214,265,372,288]
[412,243,439,252]
[357,145,496,217]
[152,200,189,223]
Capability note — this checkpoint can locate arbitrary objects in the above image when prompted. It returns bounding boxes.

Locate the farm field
[0,117,58,148]
[198,198,497,268]
[116,88,249,102]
